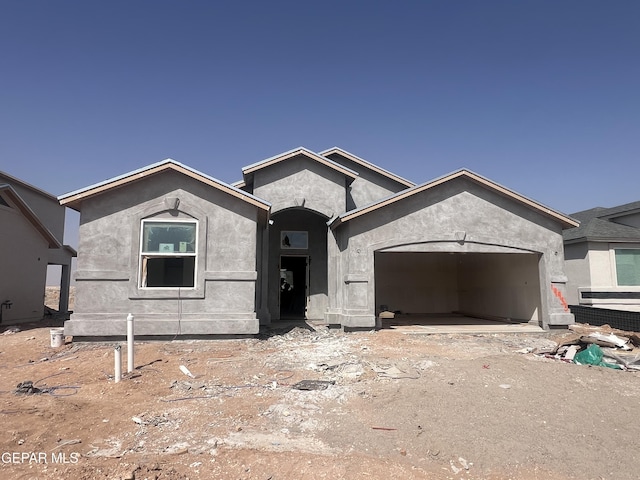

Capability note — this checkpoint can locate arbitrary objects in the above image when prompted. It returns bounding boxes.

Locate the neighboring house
[564,201,640,312]
[0,171,76,324]
[60,147,577,337]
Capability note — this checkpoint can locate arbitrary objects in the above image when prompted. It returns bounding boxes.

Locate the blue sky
[2,0,639,250]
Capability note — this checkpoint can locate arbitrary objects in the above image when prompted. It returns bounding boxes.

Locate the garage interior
[374,250,544,332]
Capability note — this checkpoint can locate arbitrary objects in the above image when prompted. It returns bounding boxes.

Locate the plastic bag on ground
[573,344,621,369]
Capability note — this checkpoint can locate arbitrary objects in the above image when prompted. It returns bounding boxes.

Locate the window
[614,249,640,286]
[140,220,197,288]
[280,231,308,249]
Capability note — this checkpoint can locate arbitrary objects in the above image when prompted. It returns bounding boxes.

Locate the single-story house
[0,171,76,324]
[60,147,578,337]
[564,200,640,312]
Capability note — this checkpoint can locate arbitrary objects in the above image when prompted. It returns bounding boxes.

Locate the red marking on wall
[551,285,569,312]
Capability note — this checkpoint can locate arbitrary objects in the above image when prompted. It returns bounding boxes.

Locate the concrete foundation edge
[64,317,259,336]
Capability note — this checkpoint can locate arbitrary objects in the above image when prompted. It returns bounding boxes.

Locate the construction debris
[14,381,43,395]
[574,344,621,369]
[533,323,640,370]
[179,365,196,378]
[291,380,335,391]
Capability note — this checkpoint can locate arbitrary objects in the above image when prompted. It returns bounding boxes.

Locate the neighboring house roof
[0,171,59,202]
[319,147,415,188]
[598,200,640,220]
[241,147,359,181]
[59,159,272,214]
[0,184,62,248]
[330,169,579,230]
[564,201,640,244]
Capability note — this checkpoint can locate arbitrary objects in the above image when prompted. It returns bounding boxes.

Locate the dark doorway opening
[280,256,308,319]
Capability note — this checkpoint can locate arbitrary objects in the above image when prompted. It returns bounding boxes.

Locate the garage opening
[374,250,542,330]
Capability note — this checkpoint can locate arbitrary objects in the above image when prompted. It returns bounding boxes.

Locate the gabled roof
[59,159,271,214]
[563,201,640,244]
[0,184,61,248]
[0,171,59,201]
[319,147,415,188]
[241,147,359,181]
[330,169,579,230]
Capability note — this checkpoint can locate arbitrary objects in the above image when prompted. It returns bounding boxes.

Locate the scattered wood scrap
[535,324,640,370]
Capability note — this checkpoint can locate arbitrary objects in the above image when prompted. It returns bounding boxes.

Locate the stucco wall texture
[329,179,571,329]
[0,206,49,322]
[65,171,261,336]
[62,151,575,337]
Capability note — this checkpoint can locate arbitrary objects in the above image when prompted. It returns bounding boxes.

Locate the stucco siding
[323,153,409,209]
[564,242,591,305]
[0,176,66,243]
[252,155,346,218]
[267,209,328,320]
[587,242,614,287]
[332,177,570,328]
[0,206,49,322]
[66,170,261,336]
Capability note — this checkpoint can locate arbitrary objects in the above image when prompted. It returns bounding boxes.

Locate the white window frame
[139,218,198,289]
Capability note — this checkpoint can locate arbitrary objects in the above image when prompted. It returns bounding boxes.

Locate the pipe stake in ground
[127,313,134,373]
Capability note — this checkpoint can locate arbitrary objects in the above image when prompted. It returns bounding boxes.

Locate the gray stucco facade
[61,162,270,336]
[60,147,577,337]
[327,176,574,329]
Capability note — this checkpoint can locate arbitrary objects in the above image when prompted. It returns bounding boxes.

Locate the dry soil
[1,319,638,480]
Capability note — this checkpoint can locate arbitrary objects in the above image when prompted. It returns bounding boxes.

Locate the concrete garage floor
[379,313,545,334]
[297,313,545,334]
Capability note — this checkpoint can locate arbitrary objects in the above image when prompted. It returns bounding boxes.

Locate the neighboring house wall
[564,242,591,305]
[0,197,49,322]
[574,241,640,312]
[0,173,65,243]
[0,172,74,317]
[587,242,615,287]
[563,200,640,312]
[64,169,263,336]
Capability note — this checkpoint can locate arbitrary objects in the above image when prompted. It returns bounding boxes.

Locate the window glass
[281,231,308,249]
[140,220,197,288]
[615,249,640,286]
[143,257,195,287]
[142,222,196,253]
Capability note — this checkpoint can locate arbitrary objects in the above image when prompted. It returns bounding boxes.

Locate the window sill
[129,286,204,300]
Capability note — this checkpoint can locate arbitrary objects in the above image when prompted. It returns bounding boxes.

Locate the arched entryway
[268,208,329,321]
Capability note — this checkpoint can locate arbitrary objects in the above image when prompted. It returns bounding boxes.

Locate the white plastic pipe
[114,345,122,383]
[127,313,134,373]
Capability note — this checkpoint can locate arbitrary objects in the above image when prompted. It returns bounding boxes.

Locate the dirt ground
[2,311,639,480]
